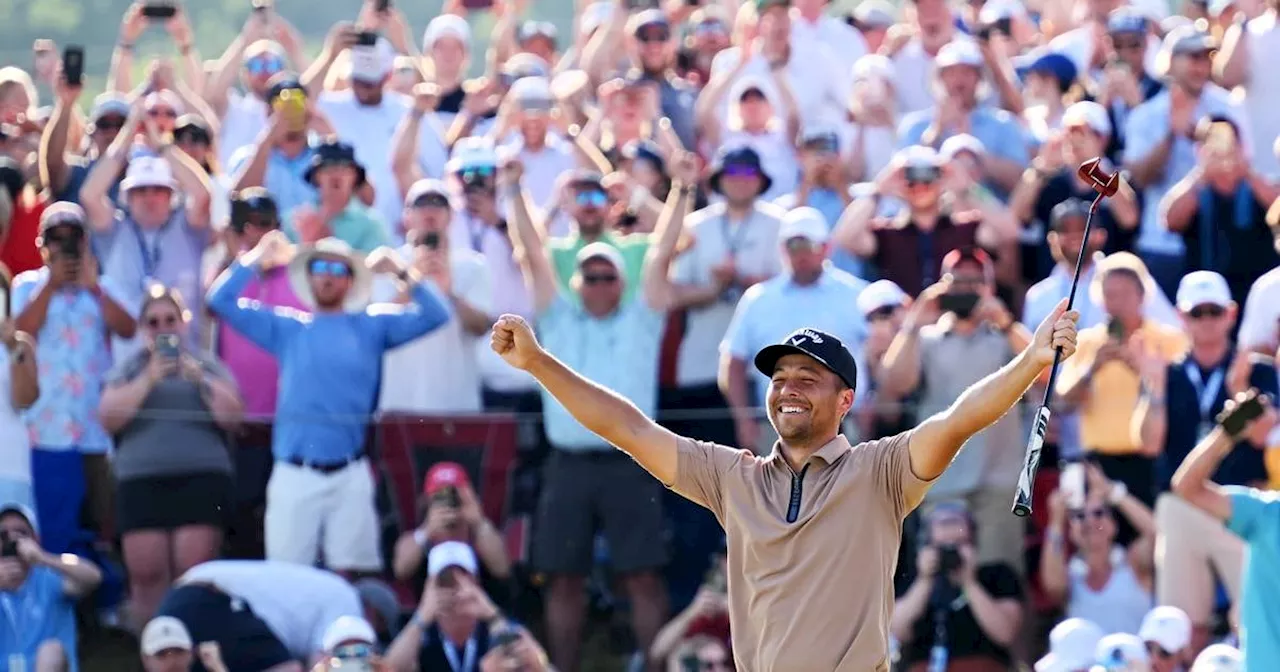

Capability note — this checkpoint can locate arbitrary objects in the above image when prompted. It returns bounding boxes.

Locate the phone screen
[1061,461,1086,510]
[62,46,84,86]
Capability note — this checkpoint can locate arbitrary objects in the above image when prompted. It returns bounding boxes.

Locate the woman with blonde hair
[99,284,244,629]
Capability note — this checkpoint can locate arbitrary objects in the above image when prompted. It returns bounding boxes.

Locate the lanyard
[441,635,477,672]
[1185,360,1226,424]
[130,217,168,282]
[720,211,751,258]
[466,215,486,254]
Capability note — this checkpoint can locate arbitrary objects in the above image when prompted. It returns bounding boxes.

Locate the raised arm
[642,154,696,311]
[38,78,81,198]
[391,87,432,198]
[155,135,213,228]
[908,299,1079,481]
[206,232,297,353]
[1171,391,1277,522]
[499,159,558,313]
[82,99,146,232]
[364,248,452,349]
[491,315,680,485]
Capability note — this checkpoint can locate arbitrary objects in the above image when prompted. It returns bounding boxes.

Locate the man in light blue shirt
[1171,391,1280,667]
[721,207,870,453]
[207,232,449,573]
[502,154,691,672]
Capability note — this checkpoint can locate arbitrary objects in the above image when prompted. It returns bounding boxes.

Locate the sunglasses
[784,237,821,253]
[458,166,495,181]
[1188,305,1226,319]
[695,21,727,36]
[1112,39,1145,51]
[333,643,375,659]
[575,190,608,208]
[722,164,761,179]
[175,128,211,146]
[867,305,898,321]
[804,136,840,154]
[146,314,179,329]
[148,108,178,119]
[1146,643,1176,659]
[95,116,126,131]
[412,193,451,209]
[246,57,285,76]
[637,27,671,43]
[308,259,352,277]
[582,272,619,286]
[1070,507,1110,522]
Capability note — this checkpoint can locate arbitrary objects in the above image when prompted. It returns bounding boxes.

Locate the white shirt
[177,561,362,659]
[892,38,944,117]
[218,91,269,169]
[1238,265,1280,351]
[709,40,850,129]
[500,134,576,213]
[790,12,868,78]
[671,202,785,387]
[1238,12,1280,177]
[374,245,489,414]
[1066,547,1154,636]
[0,353,30,484]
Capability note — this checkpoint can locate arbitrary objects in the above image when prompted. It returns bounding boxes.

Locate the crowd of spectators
[0,0,1278,669]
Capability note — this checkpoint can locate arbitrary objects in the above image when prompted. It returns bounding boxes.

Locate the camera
[62,46,85,87]
[419,232,440,251]
[937,545,962,574]
[431,485,461,509]
[938,292,980,318]
[0,530,17,558]
[355,31,380,47]
[903,164,940,184]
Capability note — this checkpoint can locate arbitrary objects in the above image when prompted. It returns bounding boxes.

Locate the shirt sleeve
[1237,276,1278,350]
[721,289,758,359]
[1122,102,1165,165]
[670,436,749,522]
[1224,485,1280,543]
[868,430,933,518]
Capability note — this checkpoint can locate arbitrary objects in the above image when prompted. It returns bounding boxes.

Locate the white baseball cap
[853,53,896,82]
[940,134,986,161]
[576,241,626,273]
[1139,606,1192,653]
[1092,633,1149,670]
[140,616,193,656]
[349,40,395,83]
[321,615,377,651]
[1063,101,1113,137]
[120,156,178,193]
[979,0,1028,23]
[1176,270,1232,311]
[1036,618,1105,672]
[423,14,471,49]
[778,207,830,245]
[857,280,908,315]
[1191,644,1243,672]
[427,540,479,577]
[935,39,984,69]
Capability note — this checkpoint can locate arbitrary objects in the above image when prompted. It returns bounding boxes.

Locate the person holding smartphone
[1173,389,1280,667]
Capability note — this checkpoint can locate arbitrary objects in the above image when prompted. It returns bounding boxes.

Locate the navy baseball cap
[754,328,858,391]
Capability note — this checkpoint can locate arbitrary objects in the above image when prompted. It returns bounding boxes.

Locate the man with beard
[489,276,1080,670]
[206,231,449,574]
[547,170,651,300]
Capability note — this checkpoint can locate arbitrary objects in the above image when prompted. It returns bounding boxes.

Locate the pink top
[215,265,306,418]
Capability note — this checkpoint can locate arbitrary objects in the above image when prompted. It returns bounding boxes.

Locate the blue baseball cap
[1016,51,1079,91]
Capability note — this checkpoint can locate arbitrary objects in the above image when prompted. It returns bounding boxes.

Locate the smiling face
[765,353,852,445]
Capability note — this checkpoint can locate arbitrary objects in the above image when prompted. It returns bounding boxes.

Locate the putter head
[1077,158,1119,198]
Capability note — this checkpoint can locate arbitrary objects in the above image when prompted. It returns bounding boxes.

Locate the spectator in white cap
[502,153,695,672]
[850,1,896,52]
[939,133,1020,244]
[1190,643,1243,672]
[847,54,898,178]
[1137,606,1193,672]
[855,279,911,438]
[682,7,731,86]
[1159,116,1280,305]
[1092,632,1152,672]
[1012,100,1140,283]
[82,104,214,363]
[1123,24,1251,297]
[374,178,491,416]
[1215,0,1280,177]
[1037,618,1106,672]
[385,541,510,672]
[721,205,870,452]
[421,14,472,123]
[140,615,194,672]
[776,126,858,274]
[899,39,1030,197]
[319,615,383,670]
[497,76,576,212]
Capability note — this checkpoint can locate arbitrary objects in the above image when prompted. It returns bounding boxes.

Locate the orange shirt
[1056,321,1189,455]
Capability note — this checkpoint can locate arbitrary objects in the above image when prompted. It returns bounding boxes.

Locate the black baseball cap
[1049,198,1091,231]
[754,328,858,391]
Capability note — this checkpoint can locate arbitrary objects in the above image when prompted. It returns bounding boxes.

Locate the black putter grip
[1013,403,1053,517]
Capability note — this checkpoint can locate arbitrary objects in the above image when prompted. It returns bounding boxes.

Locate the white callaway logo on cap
[789,329,826,346]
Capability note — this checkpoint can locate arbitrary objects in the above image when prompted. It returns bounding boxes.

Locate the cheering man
[489,298,1079,670]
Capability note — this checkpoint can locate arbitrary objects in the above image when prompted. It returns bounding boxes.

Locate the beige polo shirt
[669,430,931,672]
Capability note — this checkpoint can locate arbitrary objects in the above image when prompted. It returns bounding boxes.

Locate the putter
[1011,158,1120,518]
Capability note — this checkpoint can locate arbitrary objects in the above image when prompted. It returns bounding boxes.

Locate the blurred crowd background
[0,0,1278,670]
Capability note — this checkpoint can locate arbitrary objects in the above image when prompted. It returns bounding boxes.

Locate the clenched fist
[490,314,543,371]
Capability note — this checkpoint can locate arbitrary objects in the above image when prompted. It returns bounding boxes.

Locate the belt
[283,452,365,474]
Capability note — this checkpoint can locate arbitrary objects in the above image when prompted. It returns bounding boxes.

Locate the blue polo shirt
[227,144,318,217]
[207,260,451,463]
[1225,486,1280,669]
[0,567,78,672]
[537,292,665,451]
[1156,356,1278,491]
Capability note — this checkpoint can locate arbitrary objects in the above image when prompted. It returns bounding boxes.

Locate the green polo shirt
[547,231,651,301]
[285,200,389,254]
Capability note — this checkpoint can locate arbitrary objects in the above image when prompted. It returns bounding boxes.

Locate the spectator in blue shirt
[0,502,103,672]
[228,74,331,218]
[206,232,450,574]
[1172,390,1280,668]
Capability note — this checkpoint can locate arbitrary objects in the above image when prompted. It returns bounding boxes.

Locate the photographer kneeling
[891,502,1024,672]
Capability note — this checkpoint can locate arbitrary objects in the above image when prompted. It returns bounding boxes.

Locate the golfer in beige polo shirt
[490,298,1080,671]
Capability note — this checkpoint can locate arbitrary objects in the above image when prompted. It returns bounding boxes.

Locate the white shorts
[263,459,382,572]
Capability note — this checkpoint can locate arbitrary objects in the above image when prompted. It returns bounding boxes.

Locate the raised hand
[490,314,543,371]
[366,246,408,276]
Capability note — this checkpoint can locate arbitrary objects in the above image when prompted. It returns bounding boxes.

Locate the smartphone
[1107,317,1126,341]
[141,1,178,19]
[374,0,391,10]
[491,626,521,650]
[1220,391,1268,436]
[938,292,980,316]
[155,334,180,359]
[355,31,379,47]
[461,0,494,9]
[1061,460,1086,511]
[904,165,940,184]
[431,485,461,509]
[421,232,440,250]
[62,45,84,87]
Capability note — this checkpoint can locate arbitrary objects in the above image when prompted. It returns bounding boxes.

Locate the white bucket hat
[287,237,373,312]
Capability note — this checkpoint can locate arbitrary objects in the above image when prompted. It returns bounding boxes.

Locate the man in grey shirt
[878,247,1032,574]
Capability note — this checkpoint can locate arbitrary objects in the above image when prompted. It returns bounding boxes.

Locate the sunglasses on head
[582,271,619,286]
[575,190,608,208]
[637,27,671,43]
[412,193,451,209]
[247,57,284,76]
[1070,507,1110,522]
[308,259,352,278]
[1188,304,1226,320]
[146,314,180,329]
